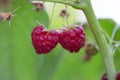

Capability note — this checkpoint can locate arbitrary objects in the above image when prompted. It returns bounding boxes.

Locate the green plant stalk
[82,0,116,80]
[42,0,116,80]
[42,0,85,9]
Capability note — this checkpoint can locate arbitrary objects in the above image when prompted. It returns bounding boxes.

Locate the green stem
[42,0,85,9]
[43,0,74,6]
[82,0,116,80]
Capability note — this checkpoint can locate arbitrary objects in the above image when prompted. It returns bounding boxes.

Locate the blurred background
[0,0,120,80]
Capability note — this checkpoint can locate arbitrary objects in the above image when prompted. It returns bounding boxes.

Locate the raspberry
[117,72,120,80]
[101,72,120,80]
[59,25,85,53]
[101,74,107,80]
[31,25,59,54]
[84,41,98,56]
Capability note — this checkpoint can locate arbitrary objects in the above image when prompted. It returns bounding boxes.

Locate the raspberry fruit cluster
[102,72,120,80]
[31,25,86,54]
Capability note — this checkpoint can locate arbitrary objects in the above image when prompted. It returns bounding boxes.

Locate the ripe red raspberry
[101,72,120,80]
[59,25,85,53]
[117,72,120,80]
[101,74,107,80]
[31,25,59,54]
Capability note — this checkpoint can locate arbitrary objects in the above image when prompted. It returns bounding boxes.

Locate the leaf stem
[48,3,56,28]
[64,4,70,27]
[110,24,119,43]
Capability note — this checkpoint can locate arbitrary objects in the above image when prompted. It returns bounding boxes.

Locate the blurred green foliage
[0,0,120,80]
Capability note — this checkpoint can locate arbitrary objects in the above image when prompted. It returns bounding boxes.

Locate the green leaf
[0,1,65,80]
[0,1,51,80]
[113,27,120,71]
[36,45,64,80]
[46,3,76,29]
[98,18,116,37]
[82,19,116,42]
[114,45,120,71]
[113,26,120,41]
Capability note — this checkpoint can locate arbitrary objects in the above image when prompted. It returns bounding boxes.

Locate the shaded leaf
[0,1,50,80]
[98,19,116,37]
[113,26,120,41]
